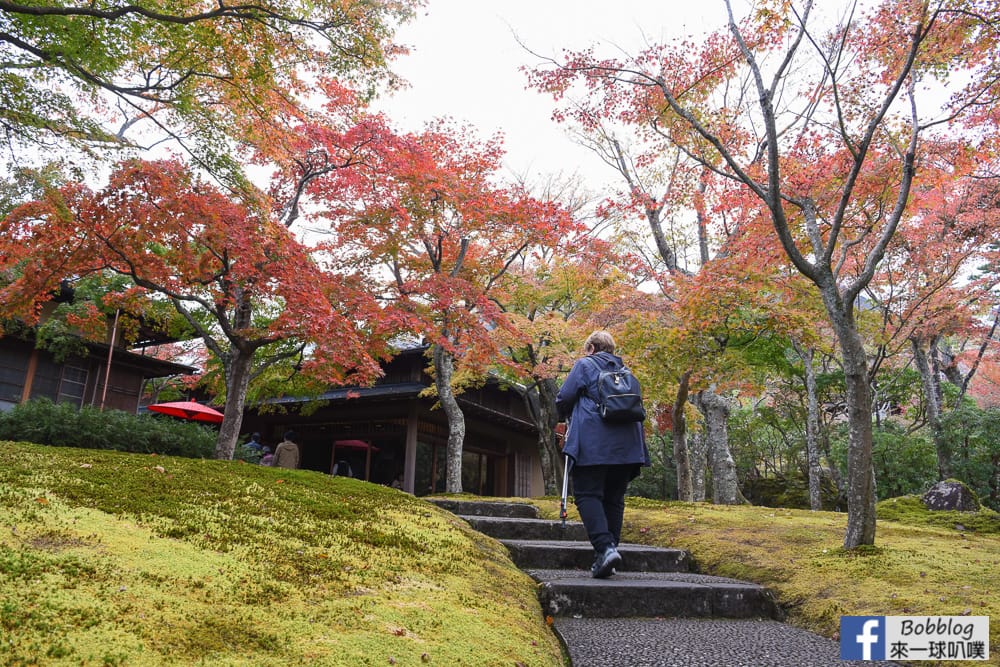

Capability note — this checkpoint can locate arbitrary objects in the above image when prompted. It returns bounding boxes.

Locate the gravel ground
[553,617,902,667]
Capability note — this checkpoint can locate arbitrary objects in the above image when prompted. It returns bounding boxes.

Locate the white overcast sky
[376,0,735,194]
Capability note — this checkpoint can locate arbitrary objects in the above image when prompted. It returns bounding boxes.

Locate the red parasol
[333,439,380,451]
[147,400,224,424]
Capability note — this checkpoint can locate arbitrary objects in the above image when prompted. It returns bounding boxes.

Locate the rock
[921,480,981,512]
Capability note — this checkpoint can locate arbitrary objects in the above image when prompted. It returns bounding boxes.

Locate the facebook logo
[841,616,886,660]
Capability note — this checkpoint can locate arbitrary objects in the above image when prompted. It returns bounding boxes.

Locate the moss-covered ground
[531,494,1000,665]
[6,437,998,666]
[0,442,564,666]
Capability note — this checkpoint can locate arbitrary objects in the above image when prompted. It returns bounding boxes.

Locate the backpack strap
[582,354,626,374]
[579,355,599,400]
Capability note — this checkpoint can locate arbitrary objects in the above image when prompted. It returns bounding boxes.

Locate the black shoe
[591,546,622,579]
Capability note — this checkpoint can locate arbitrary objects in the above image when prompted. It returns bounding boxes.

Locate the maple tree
[296,119,577,493]
[531,0,1000,547]
[562,114,762,504]
[0,0,417,181]
[555,105,741,502]
[494,235,640,494]
[860,150,1000,480]
[0,158,389,459]
[530,73,837,508]
[709,196,836,510]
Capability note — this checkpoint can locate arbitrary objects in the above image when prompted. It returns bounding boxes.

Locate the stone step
[426,498,539,518]
[458,515,589,541]
[528,570,782,620]
[501,539,692,573]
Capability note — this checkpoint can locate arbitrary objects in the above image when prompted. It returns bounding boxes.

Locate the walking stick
[557,418,571,529]
[559,454,570,529]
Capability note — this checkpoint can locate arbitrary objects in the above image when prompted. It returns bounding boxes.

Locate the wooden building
[241,347,544,497]
[0,325,196,414]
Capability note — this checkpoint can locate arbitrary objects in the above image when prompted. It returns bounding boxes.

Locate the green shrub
[830,422,938,500]
[742,472,842,510]
[940,404,1000,511]
[629,431,677,500]
[0,398,215,457]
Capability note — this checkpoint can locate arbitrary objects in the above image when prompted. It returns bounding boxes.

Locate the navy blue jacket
[556,351,649,468]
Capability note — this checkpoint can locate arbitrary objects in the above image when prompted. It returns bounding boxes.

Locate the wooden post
[21,349,38,403]
[99,309,120,410]
[403,402,418,494]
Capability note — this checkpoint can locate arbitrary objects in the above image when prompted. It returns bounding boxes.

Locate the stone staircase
[428,498,903,666]
[429,498,780,622]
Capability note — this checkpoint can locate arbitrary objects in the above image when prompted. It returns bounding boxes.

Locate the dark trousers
[571,463,635,553]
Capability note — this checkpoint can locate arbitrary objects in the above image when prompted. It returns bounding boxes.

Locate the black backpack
[584,357,646,423]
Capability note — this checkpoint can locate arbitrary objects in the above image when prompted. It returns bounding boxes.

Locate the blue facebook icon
[840,616,886,660]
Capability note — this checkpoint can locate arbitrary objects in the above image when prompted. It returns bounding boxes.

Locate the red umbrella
[333,439,380,451]
[147,400,224,424]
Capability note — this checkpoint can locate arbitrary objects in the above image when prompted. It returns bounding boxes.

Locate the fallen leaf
[35,497,49,505]
[79,463,92,469]
[154,466,166,474]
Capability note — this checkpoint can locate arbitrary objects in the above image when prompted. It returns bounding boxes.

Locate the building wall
[0,338,154,413]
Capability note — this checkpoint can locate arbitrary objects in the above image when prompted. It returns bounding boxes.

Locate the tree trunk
[214,347,252,460]
[911,336,949,479]
[433,344,466,493]
[521,377,563,496]
[535,377,563,495]
[990,451,999,510]
[672,370,693,501]
[693,388,747,505]
[794,341,823,510]
[690,430,708,502]
[835,320,877,548]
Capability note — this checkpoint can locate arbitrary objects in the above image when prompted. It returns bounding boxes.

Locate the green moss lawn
[5,439,999,666]
[533,494,1000,663]
[0,442,563,666]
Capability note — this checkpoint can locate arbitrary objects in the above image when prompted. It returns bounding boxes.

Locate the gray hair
[585,330,615,354]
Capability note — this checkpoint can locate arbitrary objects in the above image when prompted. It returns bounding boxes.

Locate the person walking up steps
[556,330,649,579]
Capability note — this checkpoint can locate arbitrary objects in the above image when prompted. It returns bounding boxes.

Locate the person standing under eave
[556,330,650,579]
[273,430,301,470]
